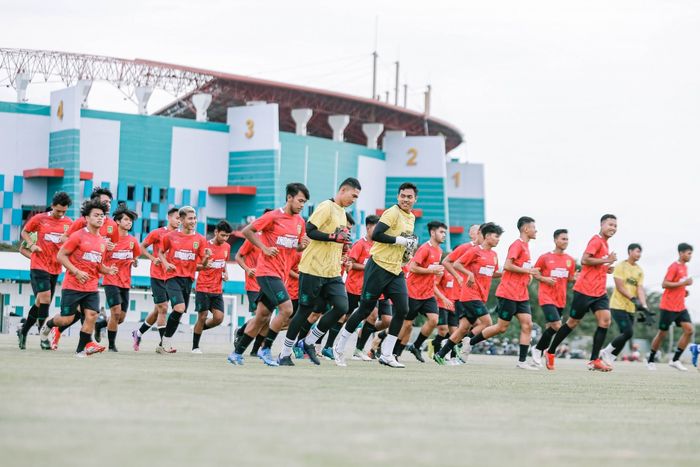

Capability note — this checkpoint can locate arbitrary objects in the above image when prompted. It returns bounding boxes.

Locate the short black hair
[481,222,504,237]
[51,191,72,207]
[427,220,447,233]
[628,243,642,252]
[263,208,274,214]
[286,183,310,201]
[215,220,233,233]
[553,229,568,239]
[678,243,693,253]
[80,198,108,217]
[113,208,137,223]
[600,214,617,223]
[345,212,356,226]
[398,182,418,195]
[167,207,179,216]
[517,216,535,231]
[478,223,488,233]
[90,187,113,200]
[365,214,380,226]
[340,177,362,191]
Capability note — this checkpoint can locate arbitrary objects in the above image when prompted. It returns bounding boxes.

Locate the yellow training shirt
[299,199,347,278]
[610,260,644,313]
[370,205,415,275]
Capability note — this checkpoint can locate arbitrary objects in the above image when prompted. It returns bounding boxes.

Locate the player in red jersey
[441,223,480,286]
[647,243,694,371]
[100,207,141,352]
[545,214,618,372]
[64,187,119,247]
[192,221,232,353]
[234,234,269,356]
[402,221,448,363]
[17,192,73,350]
[158,206,210,353]
[132,207,181,351]
[467,217,540,370]
[530,229,577,367]
[431,260,462,364]
[39,198,118,356]
[434,222,503,364]
[227,183,309,366]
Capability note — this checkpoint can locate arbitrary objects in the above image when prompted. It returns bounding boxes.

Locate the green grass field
[2,333,699,467]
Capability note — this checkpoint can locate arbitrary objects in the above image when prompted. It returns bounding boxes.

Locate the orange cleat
[50,327,62,351]
[85,341,106,355]
[587,359,612,372]
[544,351,556,370]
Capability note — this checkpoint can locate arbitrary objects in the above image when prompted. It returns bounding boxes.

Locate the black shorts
[459,300,488,324]
[407,297,439,321]
[541,304,564,323]
[658,309,692,331]
[60,290,100,316]
[378,299,393,317]
[151,278,169,305]
[166,277,193,310]
[298,273,347,309]
[497,298,531,322]
[256,276,290,311]
[361,258,408,301]
[612,309,635,334]
[30,269,58,297]
[570,292,609,320]
[438,308,450,326]
[195,291,224,313]
[348,293,361,315]
[104,285,129,312]
[247,291,260,314]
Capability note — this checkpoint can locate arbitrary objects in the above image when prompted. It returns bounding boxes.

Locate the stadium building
[0,49,484,331]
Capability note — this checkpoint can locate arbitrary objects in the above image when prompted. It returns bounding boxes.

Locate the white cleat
[378,354,405,368]
[191,348,203,354]
[646,360,657,371]
[531,349,544,368]
[669,360,688,372]
[449,357,461,366]
[75,351,88,358]
[461,338,472,361]
[600,348,615,368]
[352,349,372,361]
[332,344,347,367]
[516,361,540,371]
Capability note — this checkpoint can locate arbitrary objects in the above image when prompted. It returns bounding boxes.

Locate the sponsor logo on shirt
[276,235,299,249]
[479,265,495,277]
[551,268,569,279]
[209,259,226,269]
[82,251,103,263]
[111,250,134,260]
[174,250,196,261]
[43,233,63,244]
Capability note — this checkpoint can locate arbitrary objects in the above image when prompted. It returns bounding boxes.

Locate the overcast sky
[2,0,699,316]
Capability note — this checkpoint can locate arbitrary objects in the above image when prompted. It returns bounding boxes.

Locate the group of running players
[15,180,696,372]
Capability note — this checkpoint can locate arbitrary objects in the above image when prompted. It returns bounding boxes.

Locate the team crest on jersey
[100,244,106,252]
[107,226,113,234]
[566,260,572,267]
[129,241,134,249]
[193,242,199,249]
[297,224,302,234]
[63,225,69,232]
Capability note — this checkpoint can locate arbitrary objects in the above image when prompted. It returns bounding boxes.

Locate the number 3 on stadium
[245,119,255,139]
[406,148,417,166]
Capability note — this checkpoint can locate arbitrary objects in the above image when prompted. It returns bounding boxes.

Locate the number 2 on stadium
[407,148,417,166]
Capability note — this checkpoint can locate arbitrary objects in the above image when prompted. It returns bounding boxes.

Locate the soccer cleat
[516,361,540,370]
[461,338,472,359]
[690,344,699,367]
[669,360,688,372]
[332,344,347,367]
[367,349,377,360]
[587,359,612,372]
[191,348,203,354]
[156,345,176,354]
[227,352,244,365]
[39,324,51,350]
[433,354,446,365]
[75,351,88,358]
[17,329,26,350]
[50,327,61,350]
[352,349,372,361]
[322,347,335,361]
[277,355,295,366]
[646,360,657,371]
[94,325,102,343]
[378,354,405,368]
[544,351,556,370]
[599,348,615,368]
[257,348,279,367]
[85,341,106,355]
[292,342,304,360]
[303,342,321,365]
[456,355,467,365]
[449,357,462,366]
[407,344,425,363]
[131,330,141,351]
[531,349,544,368]
[108,347,119,352]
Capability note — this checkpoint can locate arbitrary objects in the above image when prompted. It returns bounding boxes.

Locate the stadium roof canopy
[0,48,463,151]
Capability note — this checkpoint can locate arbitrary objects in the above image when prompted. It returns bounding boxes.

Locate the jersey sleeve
[142,229,157,248]
[348,241,364,262]
[613,263,626,280]
[238,240,253,256]
[66,217,86,235]
[664,263,678,282]
[307,201,331,230]
[584,237,601,257]
[378,207,398,229]
[132,238,142,257]
[568,256,576,277]
[196,235,207,259]
[534,254,546,271]
[297,219,306,242]
[251,211,275,233]
[456,247,477,266]
[160,234,172,254]
[447,244,465,262]
[507,241,522,261]
[61,231,81,255]
[413,244,430,267]
[23,214,40,233]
